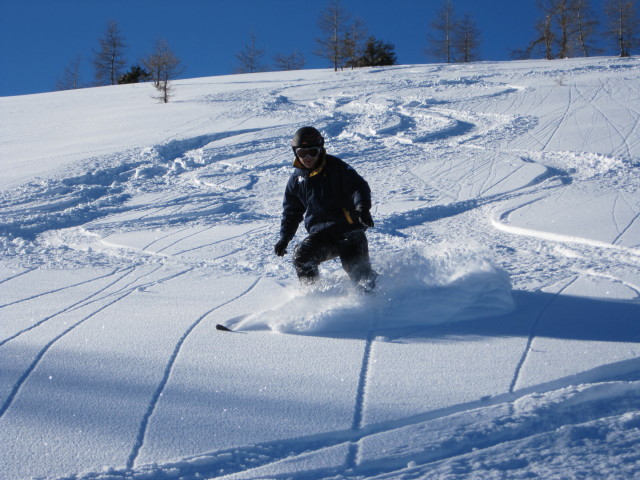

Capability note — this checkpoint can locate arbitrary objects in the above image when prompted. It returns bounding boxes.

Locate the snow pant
[293,229,377,292]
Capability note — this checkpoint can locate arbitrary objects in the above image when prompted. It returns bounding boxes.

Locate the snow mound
[376,243,516,330]
[237,243,515,335]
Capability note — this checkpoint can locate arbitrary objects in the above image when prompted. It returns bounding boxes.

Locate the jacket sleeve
[279,177,305,242]
[342,164,371,211]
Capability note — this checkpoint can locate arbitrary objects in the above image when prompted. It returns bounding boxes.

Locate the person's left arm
[342,164,374,227]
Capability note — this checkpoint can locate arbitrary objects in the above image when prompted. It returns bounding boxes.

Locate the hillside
[1,57,640,479]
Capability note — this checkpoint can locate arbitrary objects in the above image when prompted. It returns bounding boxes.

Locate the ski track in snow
[127,276,262,469]
[0,265,195,419]
[347,308,384,470]
[509,276,579,394]
[1,58,640,479]
[0,289,136,419]
[0,267,126,310]
[0,267,135,348]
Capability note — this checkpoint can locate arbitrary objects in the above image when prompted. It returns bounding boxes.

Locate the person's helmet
[291,126,324,153]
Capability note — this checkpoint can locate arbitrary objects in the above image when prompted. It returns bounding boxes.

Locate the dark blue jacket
[279,153,371,242]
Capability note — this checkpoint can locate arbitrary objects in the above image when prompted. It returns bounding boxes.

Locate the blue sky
[0,0,611,97]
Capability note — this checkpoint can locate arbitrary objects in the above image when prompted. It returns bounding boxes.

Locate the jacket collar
[293,154,327,177]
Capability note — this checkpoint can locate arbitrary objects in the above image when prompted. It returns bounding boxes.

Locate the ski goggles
[295,147,322,158]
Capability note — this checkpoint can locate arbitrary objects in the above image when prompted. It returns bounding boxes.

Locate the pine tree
[356,37,397,67]
[118,65,152,84]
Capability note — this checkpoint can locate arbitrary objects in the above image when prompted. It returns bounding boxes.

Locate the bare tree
[516,0,604,59]
[515,0,564,60]
[526,0,575,58]
[454,13,481,62]
[542,12,556,58]
[315,0,350,71]
[93,20,127,86]
[513,11,554,59]
[428,0,458,63]
[144,48,162,88]
[273,51,306,71]
[235,34,267,73]
[574,0,601,56]
[56,55,83,90]
[604,0,640,57]
[554,0,577,58]
[342,17,367,68]
[144,39,183,103]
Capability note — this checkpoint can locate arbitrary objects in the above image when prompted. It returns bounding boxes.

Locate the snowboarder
[274,126,377,292]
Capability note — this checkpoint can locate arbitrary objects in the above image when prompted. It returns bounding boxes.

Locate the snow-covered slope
[1,57,639,480]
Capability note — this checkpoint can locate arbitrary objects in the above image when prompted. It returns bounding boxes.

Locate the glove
[355,206,374,228]
[274,238,289,256]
